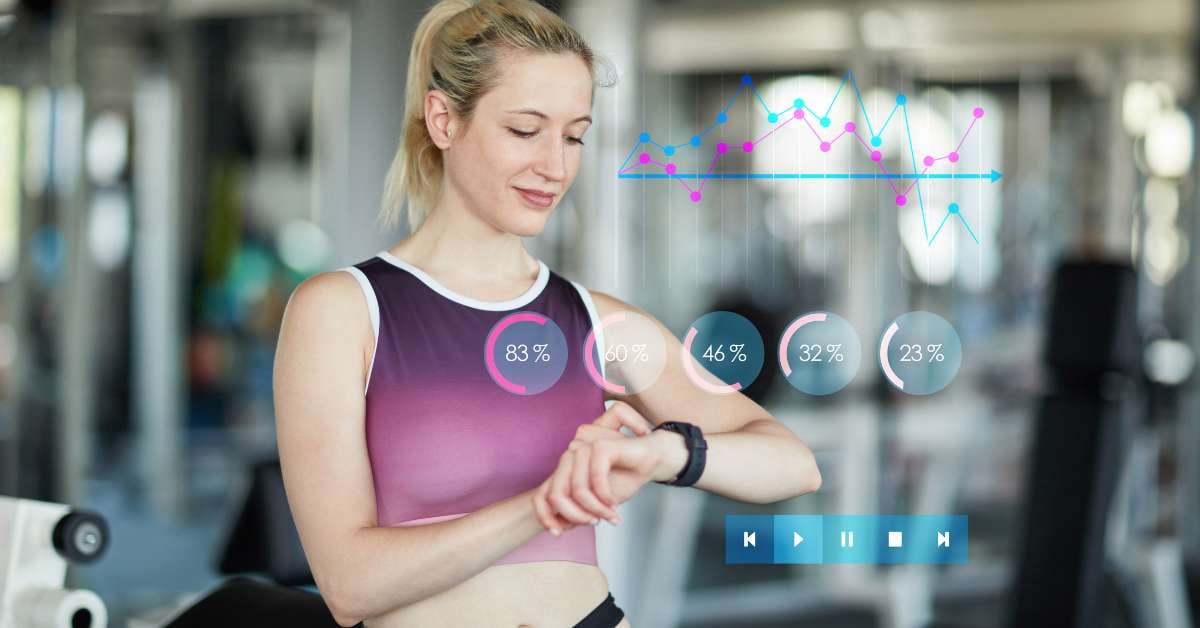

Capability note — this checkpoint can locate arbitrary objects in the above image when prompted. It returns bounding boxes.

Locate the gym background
[0,1,1198,627]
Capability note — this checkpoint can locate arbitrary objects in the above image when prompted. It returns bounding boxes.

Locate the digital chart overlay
[617,71,1001,245]
[482,309,962,398]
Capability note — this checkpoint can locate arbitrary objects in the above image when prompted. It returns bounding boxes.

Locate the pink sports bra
[339,251,606,566]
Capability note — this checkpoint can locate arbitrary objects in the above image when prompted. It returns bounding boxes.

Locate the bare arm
[592,291,821,504]
[273,272,553,626]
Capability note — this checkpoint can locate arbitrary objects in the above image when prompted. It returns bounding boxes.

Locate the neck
[391,185,537,281]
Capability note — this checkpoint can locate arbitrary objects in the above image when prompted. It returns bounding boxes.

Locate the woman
[272,1,822,626]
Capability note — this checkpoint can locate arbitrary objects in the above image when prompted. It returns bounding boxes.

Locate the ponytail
[381,0,473,232]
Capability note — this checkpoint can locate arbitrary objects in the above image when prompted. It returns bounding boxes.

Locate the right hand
[532,402,656,536]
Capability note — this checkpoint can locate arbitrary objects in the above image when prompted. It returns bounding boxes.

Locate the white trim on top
[376,250,549,311]
[570,280,607,381]
[340,266,379,396]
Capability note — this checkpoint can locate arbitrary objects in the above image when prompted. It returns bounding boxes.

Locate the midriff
[363,560,631,627]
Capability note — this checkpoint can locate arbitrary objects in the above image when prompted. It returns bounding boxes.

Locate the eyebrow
[506,108,592,124]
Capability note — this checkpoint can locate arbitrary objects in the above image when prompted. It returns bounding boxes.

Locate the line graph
[617,71,1002,245]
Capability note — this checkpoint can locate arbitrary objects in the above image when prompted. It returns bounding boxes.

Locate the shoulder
[288,269,363,313]
[281,269,373,342]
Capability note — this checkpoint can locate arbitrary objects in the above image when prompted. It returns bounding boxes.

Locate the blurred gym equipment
[0,496,109,628]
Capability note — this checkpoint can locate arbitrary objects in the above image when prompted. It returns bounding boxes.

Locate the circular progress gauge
[484,311,568,395]
[878,311,962,395]
[778,311,861,395]
[583,310,667,395]
[682,311,764,394]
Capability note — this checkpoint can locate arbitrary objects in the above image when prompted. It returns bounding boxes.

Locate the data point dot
[690,135,701,147]
[690,191,702,202]
[948,152,959,163]
[973,107,984,118]
[794,98,805,109]
[638,132,650,142]
[820,142,831,152]
[716,112,728,124]
[716,142,728,154]
[871,136,882,147]
[663,146,675,157]
[844,121,856,132]
[793,109,804,119]
[870,150,882,162]
[638,153,650,164]
[741,73,752,85]
[767,113,779,124]
[742,141,754,153]
[923,155,935,167]
[896,195,907,206]
[665,163,677,175]
[820,117,831,128]
[948,203,960,214]
[896,94,907,105]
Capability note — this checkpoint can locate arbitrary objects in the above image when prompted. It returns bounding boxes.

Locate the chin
[498,205,554,237]
[509,216,551,237]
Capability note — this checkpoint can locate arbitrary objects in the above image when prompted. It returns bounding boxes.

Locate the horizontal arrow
[794,532,804,547]
[618,169,1003,183]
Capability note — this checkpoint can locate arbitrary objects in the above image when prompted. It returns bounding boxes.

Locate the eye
[509,127,585,146]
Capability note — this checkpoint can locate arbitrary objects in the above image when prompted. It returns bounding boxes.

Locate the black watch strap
[652,421,707,487]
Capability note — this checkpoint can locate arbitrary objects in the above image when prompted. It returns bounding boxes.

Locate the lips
[514,186,556,209]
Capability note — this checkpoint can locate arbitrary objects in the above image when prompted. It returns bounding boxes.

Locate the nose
[532,135,568,183]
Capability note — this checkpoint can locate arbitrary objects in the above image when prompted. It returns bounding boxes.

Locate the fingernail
[551,528,561,537]
[590,518,599,525]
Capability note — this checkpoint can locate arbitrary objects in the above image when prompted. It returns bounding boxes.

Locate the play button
[772,514,822,564]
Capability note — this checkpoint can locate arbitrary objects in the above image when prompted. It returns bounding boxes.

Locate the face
[431,51,593,237]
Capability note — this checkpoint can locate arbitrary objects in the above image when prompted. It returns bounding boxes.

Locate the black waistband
[572,592,625,628]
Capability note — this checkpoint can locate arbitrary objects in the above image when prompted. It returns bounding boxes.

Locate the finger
[590,442,617,507]
[608,401,653,436]
[591,404,624,431]
[538,482,575,534]
[549,452,595,525]
[550,492,596,526]
[532,484,559,535]
[576,424,623,443]
[571,446,620,523]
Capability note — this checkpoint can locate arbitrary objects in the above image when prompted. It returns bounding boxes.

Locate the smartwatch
[652,421,707,487]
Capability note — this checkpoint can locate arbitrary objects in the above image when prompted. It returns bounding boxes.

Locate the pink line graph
[620,105,986,207]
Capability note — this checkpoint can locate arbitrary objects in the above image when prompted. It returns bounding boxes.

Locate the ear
[425,90,457,149]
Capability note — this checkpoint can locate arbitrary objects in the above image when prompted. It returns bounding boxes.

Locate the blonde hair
[381,0,602,232]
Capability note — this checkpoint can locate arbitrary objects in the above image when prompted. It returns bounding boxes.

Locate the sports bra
[338,250,607,566]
